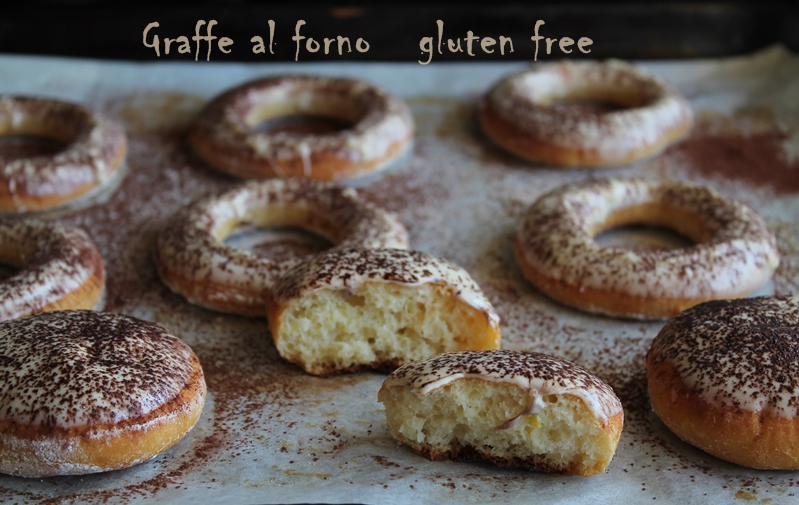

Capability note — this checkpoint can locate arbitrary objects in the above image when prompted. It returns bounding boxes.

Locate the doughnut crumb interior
[266,248,501,376]
[378,350,623,477]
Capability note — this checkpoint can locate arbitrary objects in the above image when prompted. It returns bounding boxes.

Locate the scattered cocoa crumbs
[4,79,799,504]
[670,117,799,195]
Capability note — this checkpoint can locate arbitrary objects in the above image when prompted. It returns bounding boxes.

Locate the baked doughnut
[189,75,414,181]
[0,218,104,321]
[479,60,693,167]
[647,296,799,469]
[0,96,127,213]
[265,248,501,376]
[0,310,206,477]
[156,178,408,316]
[378,350,623,477]
[515,179,779,319]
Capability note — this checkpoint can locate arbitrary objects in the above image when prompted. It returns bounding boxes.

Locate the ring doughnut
[0,218,105,321]
[378,350,623,477]
[189,75,414,181]
[0,310,206,477]
[647,296,799,469]
[515,179,779,319]
[0,96,127,213]
[479,60,693,167]
[156,178,409,316]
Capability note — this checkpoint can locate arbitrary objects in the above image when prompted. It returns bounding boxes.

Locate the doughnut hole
[0,234,30,281]
[534,78,658,111]
[0,135,67,162]
[0,103,88,147]
[223,225,332,265]
[0,262,19,281]
[378,379,621,477]
[255,115,352,135]
[244,85,369,136]
[213,203,351,269]
[547,99,628,117]
[269,282,498,376]
[595,225,695,252]
[591,203,704,252]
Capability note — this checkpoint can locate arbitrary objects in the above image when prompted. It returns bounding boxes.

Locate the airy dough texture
[269,282,499,376]
[379,378,622,477]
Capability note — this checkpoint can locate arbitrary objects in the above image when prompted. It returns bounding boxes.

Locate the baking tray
[1,45,799,504]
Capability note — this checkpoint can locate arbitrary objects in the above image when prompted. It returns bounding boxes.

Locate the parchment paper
[1,45,799,504]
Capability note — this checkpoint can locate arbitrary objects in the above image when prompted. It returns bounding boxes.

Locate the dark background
[1,1,797,61]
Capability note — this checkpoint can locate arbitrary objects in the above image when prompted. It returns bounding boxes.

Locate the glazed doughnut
[156,178,408,316]
[515,179,779,319]
[479,60,693,167]
[378,350,623,477]
[647,296,799,469]
[0,310,206,477]
[0,218,104,321]
[0,96,127,213]
[266,248,501,376]
[189,75,414,181]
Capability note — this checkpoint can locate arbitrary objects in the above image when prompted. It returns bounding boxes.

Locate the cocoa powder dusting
[3,71,799,504]
[671,116,799,195]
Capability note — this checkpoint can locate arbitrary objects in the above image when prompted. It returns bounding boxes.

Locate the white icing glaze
[649,296,799,418]
[0,95,126,212]
[0,218,103,321]
[0,310,197,428]
[516,178,779,300]
[383,350,622,424]
[156,179,409,313]
[190,75,414,180]
[269,248,500,332]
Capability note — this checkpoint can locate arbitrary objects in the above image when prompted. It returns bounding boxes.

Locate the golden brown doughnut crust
[379,351,624,477]
[0,218,105,321]
[189,75,414,181]
[515,179,779,319]
[647,296,799,469]
[479,60,693,167]
[156,179,409,316]
[0,96,127,213]
[0,311,206,477]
